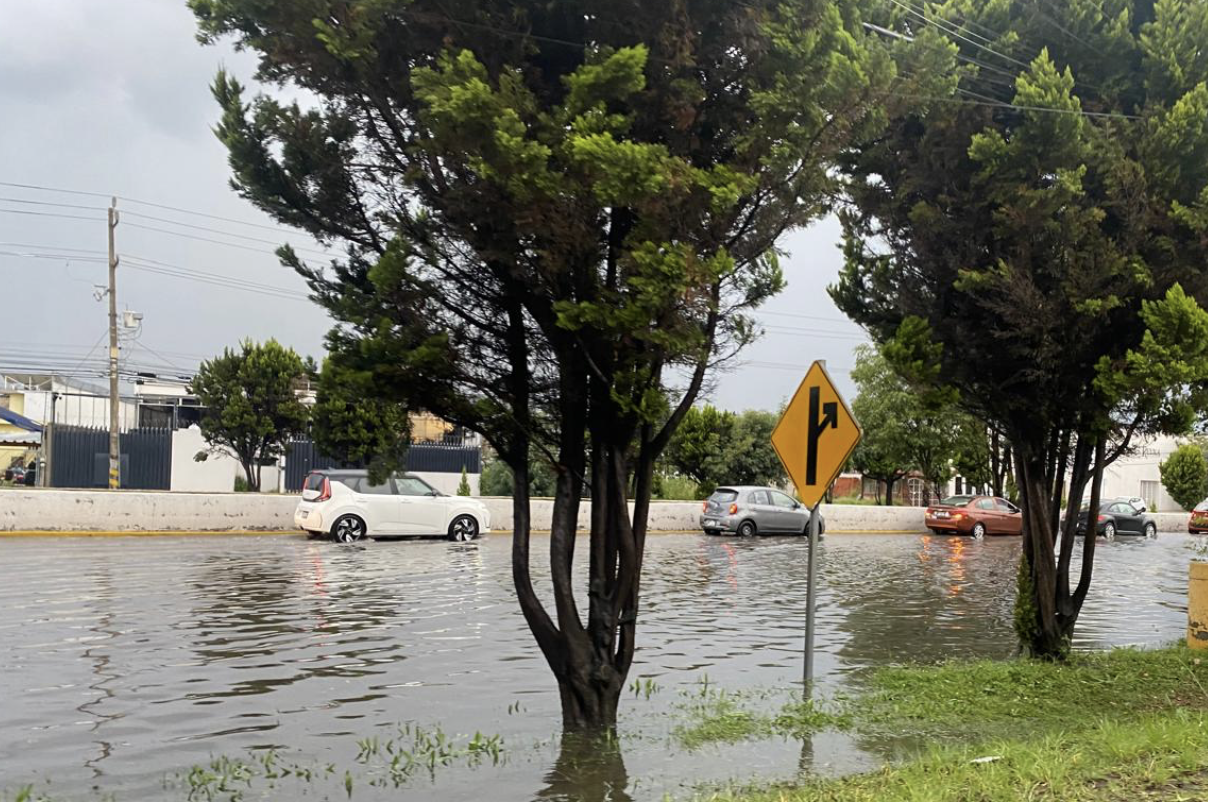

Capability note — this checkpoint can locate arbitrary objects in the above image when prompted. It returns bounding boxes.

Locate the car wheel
[448,514,479,542]
[1103,521,1116,541]
[738,520,757,538]
[1144,522,1157,539]
[332,515,366,543]
[971,522,986,540]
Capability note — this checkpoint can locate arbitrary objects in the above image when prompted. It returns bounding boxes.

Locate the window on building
[1139,480,1159,508]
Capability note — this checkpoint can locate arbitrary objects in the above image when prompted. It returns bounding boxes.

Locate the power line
[0,196,106,213]
[0,179,322,237]
[0,180,111,200]
[122,257,312,302]
[0,208,103,222]
[121,210,333,256]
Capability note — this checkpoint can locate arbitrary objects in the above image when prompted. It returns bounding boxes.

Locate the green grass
[674,686,852,750]
[690,645,1208,801]
[860,645,1208,734]
[828,496,880,506]
[700,709,1208,801]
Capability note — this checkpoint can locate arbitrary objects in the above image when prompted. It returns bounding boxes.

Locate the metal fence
[48,425,172,490]
[284,438,482,491]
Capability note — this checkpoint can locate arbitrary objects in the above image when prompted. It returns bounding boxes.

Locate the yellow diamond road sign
[771,361,862,510]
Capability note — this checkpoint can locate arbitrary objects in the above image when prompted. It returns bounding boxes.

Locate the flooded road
[0,532,1197,800]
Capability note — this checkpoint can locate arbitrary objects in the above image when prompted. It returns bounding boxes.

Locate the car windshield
[708,489,739,503]
[304,473,326,492]
[938,495,974,507]
[1197,499,1208,512]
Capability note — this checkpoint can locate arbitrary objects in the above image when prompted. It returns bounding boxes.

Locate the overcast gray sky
[0,0,869,411]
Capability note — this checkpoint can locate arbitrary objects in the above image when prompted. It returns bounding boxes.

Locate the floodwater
[0,531,1198,801]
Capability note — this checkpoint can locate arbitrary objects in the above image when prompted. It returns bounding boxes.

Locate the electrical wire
[121,210,333,257]
[0,208,103,222]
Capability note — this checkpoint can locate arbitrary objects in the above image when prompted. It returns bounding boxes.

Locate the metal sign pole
[804,502,820,693]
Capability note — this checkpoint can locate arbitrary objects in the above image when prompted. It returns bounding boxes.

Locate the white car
[295,469,490,543]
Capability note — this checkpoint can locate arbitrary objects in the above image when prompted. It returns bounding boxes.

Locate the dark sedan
[1075,500,1157,539]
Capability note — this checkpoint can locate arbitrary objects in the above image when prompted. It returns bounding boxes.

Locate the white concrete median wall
[12,490,1188,535]
[0,489,299,532]
[0,489,932,533]
[479,499,930,533]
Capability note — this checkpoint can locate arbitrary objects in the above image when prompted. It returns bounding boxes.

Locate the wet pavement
[0,531,1198,800]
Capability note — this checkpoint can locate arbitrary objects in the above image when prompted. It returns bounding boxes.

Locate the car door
[770,490,807,534]
[974,497,999,533]
[1112,502,1142,534]
[747,490,777,533]
[393,474,447,534]
[994,498,1022,534]
[350,476,401,533]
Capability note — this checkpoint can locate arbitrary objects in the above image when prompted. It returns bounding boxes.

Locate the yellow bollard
[1189,561,1208,649]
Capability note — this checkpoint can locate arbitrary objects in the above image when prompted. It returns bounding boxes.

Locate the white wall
[1100,434,1183,513]
[415,471,480,496]
[170,427,284,493]
[22,388,139,430]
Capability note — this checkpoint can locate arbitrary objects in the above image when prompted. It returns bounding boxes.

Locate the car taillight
[1097,515,1107,522]
[317,477,331,502]
[953,513,964,520]
[702,501,708,512]
[729,503,738,515]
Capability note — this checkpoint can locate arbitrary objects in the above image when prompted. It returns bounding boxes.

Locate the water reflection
[537,734,632,802]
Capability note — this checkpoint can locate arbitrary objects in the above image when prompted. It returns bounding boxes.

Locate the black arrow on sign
[806,385,838,486]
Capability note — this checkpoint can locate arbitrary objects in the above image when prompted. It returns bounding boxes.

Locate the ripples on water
[0,532,1197,800]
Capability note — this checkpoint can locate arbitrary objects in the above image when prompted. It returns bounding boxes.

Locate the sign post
[770,360,861,691]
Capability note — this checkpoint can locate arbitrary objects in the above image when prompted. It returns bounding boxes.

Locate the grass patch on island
[859,644,1208,737]
[701,709,1208,801]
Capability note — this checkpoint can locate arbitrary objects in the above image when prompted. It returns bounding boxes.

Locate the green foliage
[832,0,1208,657]
[191,0,895,726]
[477,453,557,498]
[651,472,701,501]
[951,418,995,490]
[190,339,309,491]
[456,467,472,497]
[233,475,250,493]
[665,405,734,490]
[849,345,970,501]
[665,406,786,493]
[311,358,410,481]
[723,410,788,488]
[1160,444,1208,511]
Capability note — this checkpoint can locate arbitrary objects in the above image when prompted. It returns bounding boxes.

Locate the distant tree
[722,410,787,488]
[457,467,472,497]
[311,358,410,477]
[849,345,959,505]
[1160,445,1208,511]
[833,0,1208,658]
[951,420,993,491]
[665,405,733,491]
[191,339,310,491]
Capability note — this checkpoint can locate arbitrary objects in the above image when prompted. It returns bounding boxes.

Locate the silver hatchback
[699,485,825,537]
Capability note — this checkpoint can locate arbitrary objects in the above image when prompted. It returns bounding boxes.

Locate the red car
[925,494,1023,538]
[1190,499,1208,534]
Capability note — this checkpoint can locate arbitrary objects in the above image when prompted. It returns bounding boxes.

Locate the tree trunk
[884,477,895,507]
[1012,430,1105,660]
[241,459,258,491]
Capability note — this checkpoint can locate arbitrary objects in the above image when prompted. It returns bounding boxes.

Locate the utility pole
[107,198,120,489]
